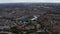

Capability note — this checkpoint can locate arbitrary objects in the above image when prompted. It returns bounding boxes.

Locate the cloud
[0,0,60,3]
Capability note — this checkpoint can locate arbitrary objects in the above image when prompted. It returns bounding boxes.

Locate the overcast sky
[0,0,60,3]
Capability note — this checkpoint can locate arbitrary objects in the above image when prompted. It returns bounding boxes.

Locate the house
[0,32,14,34]
[0,26,10,30]
[36,32,49,34]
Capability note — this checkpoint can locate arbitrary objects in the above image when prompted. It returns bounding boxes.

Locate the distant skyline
[0,0,60,3]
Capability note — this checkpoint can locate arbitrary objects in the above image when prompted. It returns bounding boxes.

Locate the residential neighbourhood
[0,3,60,34]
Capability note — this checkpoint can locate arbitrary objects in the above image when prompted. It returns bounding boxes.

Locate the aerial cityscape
[0,3,60,34]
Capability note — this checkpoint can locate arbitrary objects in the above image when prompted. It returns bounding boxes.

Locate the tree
[8,26,22,34]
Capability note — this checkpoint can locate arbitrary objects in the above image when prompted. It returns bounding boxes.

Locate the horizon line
[0,2,60,4]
